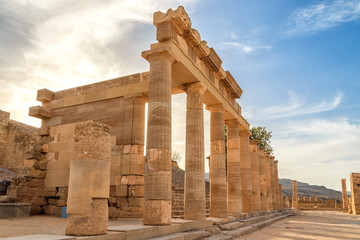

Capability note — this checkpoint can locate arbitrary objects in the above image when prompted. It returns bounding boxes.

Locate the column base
[143,199,171,225]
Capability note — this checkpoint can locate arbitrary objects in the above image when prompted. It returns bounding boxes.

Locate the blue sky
[0,0,359,191]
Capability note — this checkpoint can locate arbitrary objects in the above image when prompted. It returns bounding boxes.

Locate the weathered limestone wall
[0,110,39,172]
[350,173,360,215]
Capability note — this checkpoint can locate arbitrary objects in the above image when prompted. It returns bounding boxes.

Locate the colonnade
[142,50,283,224]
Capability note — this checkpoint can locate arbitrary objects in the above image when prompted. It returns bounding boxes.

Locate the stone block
[44,187,57,197]
[37,88,54,102]
[0,203,31,218]
[129,185,144,197]
[29,106,51,119]
[120,175,144,185]
[116,185,128,197]
[143,200,171,225]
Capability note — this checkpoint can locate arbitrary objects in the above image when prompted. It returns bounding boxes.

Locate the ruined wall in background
[0,110,39,172]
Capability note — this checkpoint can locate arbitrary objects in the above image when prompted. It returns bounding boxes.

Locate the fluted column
[207,104,227,218]
[341,179,348,211]
[258,149,267,212]
[270,157,276,210]
[274,160,280,210]
[239,130,252,213]
[184,82,206,220]
[279,184,284,209]
[265,153,273,210]
[143,51,174,225]
[292,180,298,209]
[250,140,261,212]
[225,119,242,215]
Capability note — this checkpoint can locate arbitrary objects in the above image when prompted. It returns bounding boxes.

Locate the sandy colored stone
[264,153,273,211]
[292,180,299,209]
[66,198,108,236]
[226,119,242,215]
[350,173,360,215]
[341,179,348,211]
[184,82,206,220]
[240,130,252,213]
[250,140,261,212]
[143,199,171,225]
[207,105,227,218]
[66,122,111,236]
[258,150,267,212]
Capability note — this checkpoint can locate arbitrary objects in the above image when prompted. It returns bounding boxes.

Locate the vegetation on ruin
[250,126,273,155]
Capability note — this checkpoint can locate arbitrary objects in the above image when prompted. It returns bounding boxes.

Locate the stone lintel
[37,88,54,103]
[29,106,51,119]
[201,48,222,73]
[222,71,243,99]
[194,40,210,58]
[206,103,224,113]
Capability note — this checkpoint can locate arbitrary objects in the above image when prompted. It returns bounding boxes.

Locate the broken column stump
[65,122,111,236]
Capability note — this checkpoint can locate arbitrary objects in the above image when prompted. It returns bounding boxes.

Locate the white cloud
[0,0,201,126]
[258,90,342,119]
[285,0,360,36]
[220,41,272,55]
[273,118,360,190]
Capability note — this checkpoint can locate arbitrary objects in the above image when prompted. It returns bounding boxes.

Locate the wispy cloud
[219,26,272,55]
[285,0,360,36]
[259,90,343,119]
[273,118,360,190]
[219,41,272,54]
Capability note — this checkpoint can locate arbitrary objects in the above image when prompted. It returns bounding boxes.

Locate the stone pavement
[236,210,360,240]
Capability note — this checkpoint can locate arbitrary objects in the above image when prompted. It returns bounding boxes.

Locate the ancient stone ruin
[0,6,297,238]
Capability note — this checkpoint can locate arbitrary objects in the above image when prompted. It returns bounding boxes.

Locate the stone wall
[0,110,39,172]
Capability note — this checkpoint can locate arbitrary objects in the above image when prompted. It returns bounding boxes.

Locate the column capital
[249,139,259,145]
[270,156,275,160]
[206,103,224,113]
[274,160,278,164]
[239,129,251,136]
[142,49,175,63]
[224,119,239,127]
[292,180,297,183]
[183,82,206,94]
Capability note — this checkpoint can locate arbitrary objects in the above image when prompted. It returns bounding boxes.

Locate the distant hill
[204,174,344,200]
[280,178,343,200]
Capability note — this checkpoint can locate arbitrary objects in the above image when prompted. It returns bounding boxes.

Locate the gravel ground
[236,210,360,240]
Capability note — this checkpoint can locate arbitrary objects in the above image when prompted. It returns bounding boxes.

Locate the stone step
[149,230,211,240]
[221,212,294,238]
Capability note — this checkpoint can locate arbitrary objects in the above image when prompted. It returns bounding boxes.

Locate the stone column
[274,160,280,210]
[292,180,298,209]
[225,119,242,215]
[258,149,267,212]
[350,173,360,215]
[184,82,206,220]
[240,130,252,213]
[118,95,146,218]
[250,140,261,212]
[143,51,174,225]
[207,104,227,218]
[265,153,273,211]
[279,184,283,209]
[66,122,111,236]
[341,179,348,211]
[270,157,276,210]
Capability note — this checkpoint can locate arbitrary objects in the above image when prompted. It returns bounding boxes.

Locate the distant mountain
[280,178,343,200]
[204,174,344,200]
